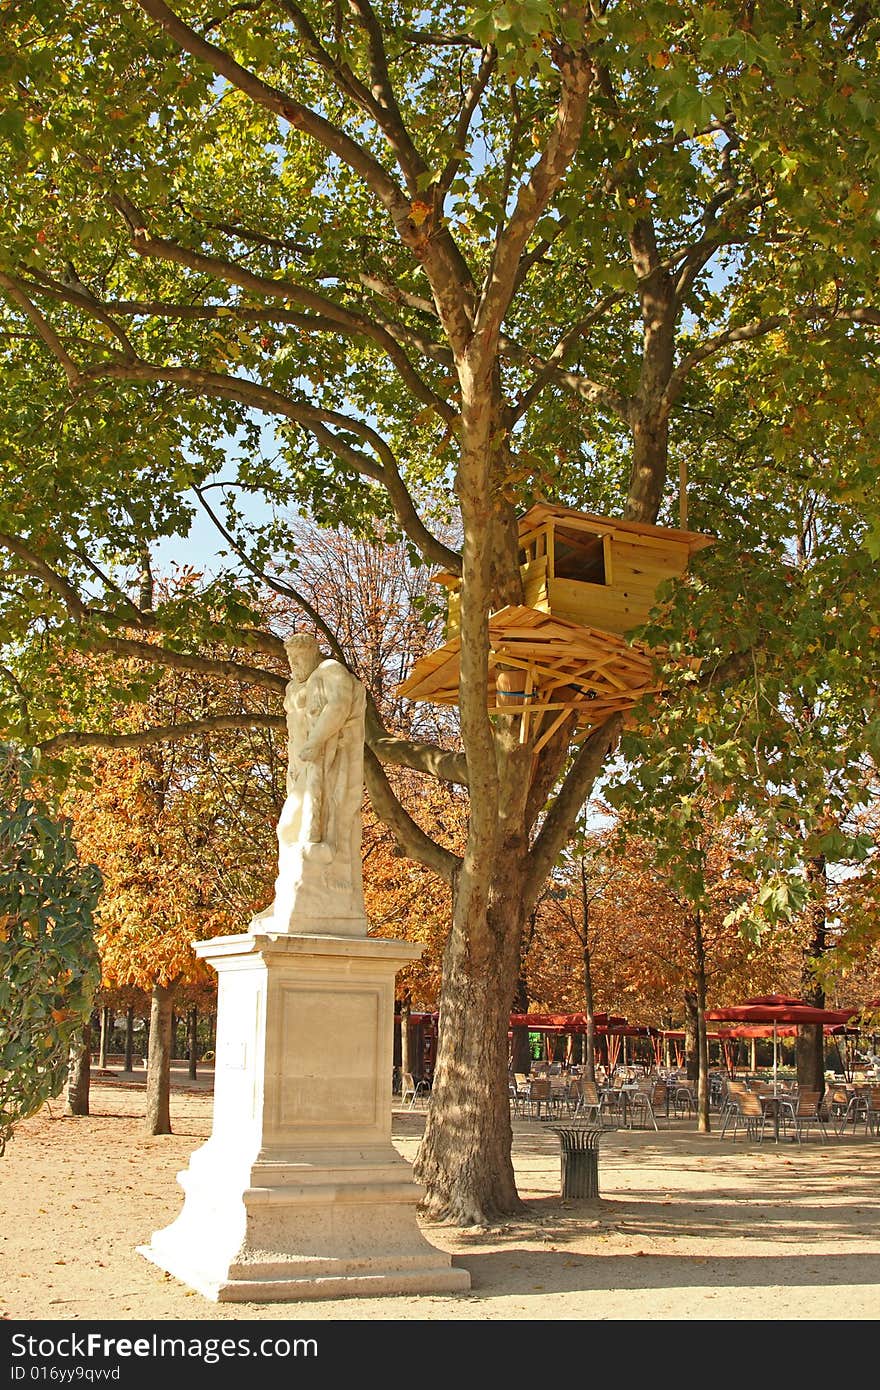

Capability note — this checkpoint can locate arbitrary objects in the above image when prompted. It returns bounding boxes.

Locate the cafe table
[758,1088,796,1142]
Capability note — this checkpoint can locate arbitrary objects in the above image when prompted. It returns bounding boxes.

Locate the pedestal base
[138,930,469,1302]
[138,1146,468,1302]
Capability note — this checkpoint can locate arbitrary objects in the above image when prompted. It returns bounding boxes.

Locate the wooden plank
[547,579,657,636]
[491,698,593,714]
[517,524,547,559]
[491,634,653,678]
[429,570,460,589]
[603,534,614,588]
[531,707,575,753]
[520,667,537,743]
[494,641,655,683]
[493,654,631,695]
[445,591,461,639]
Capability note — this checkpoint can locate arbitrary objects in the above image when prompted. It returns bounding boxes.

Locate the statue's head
[284,632,321,679]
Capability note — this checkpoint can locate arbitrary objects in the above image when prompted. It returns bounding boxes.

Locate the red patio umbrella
[508,1012,627,1031]
[706,994,853,1089]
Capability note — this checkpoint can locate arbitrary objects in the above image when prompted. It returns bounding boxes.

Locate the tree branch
[364,712,467,787]
[26,268,138,359]
[512,292,624,419]
[345,0,430,191]
[193,485,347,654]
[364,745,459,881]
[66,355,458,573]
[0,524,286,663]
[109,226,455,418]
[473,32,594,350]
[135,0,413,223]
[40,713,284,757]
[85,631,287,690]
[0,530,91,621]
[135,0,476,347]
[195,484,467,786]
[665,314,786,405]
[525,714,623,904]
[436,43,497,199]
[0,272,81,384]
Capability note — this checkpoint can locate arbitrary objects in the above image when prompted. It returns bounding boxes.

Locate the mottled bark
[400,992,411,1083]
[145,981,175,1136]
[624,218,676,525]
[581,861,597,1086]
[65,1023,91,1117]
[98,1006,111,1069]
[414,847,529,1223]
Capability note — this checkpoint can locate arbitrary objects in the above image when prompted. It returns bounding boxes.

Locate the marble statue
[140,635,467,1301]
[254,633,367,934]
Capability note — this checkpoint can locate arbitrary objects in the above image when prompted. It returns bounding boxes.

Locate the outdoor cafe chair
[823,1085,855,1134]
[401,1071,429,1109]
[628,1080,666,1131]
[572,1078,607,1126]
[524,1077,553,1120]
[598,1081,626,1126]
[862,1086,880,1137]
[720,1087,769,1141]
[549,1075,574,1117]
[508,1072,532,1117]
[787,1090,830,1142]
[670,1081,697,1118]
[718,1079,749,1134]
[831,1085,869,1134]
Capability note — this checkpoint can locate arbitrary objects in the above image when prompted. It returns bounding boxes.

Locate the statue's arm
[299,668,358,761]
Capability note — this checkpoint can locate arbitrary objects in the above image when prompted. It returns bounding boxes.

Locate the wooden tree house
[396,503,713,751]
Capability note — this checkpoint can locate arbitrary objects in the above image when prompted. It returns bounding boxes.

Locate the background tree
[0,745,101,1154]
[63,671,280,1133]
[526,818,622,1083]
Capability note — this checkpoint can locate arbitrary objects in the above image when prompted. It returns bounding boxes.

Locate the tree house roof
[517,502,713,555]
[396,506,713,743]
[428,504,713,592]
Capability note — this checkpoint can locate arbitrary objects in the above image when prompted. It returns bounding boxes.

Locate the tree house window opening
[553,529,609,586]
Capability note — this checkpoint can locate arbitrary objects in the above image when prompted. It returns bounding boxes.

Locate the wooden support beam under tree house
[396,504,713,748]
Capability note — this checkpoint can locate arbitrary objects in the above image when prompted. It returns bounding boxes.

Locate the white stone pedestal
[138,931,469,1302]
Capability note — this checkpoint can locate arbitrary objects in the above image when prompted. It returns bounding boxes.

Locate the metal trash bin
[551,1125,602,1198]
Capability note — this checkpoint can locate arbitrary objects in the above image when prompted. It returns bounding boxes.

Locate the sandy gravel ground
[1,1068,878,1330]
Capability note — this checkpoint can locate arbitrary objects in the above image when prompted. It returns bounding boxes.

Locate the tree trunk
[797,853,827,1094]
[414,856,527,1224]
[98,1005,110,1069]
[510,972,531,1076]
[187,1006,198,1080]
[145,981,175,1136]
[684,990,699,1082]
[581,863,597,1086]
[693,913,711,1133]
[408,354,619,1220]
[65,1023,91,1116]
[400,992,411,1086]
[124,1006,134,1072]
